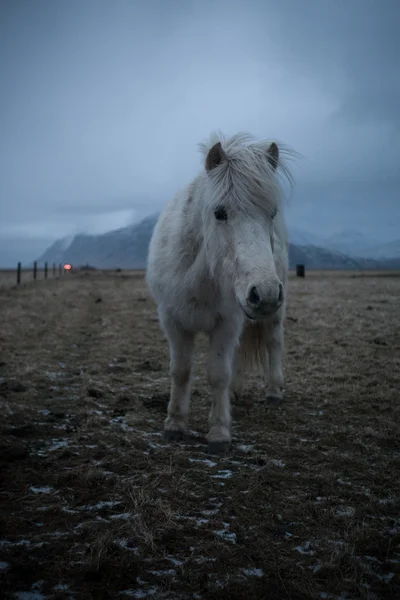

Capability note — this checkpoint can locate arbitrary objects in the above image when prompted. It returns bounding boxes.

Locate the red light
[64,264,72,271]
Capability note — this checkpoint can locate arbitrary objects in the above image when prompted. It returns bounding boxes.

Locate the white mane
[198,131,295,218]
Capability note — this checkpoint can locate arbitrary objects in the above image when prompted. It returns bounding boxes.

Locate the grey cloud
[0,0,399,266]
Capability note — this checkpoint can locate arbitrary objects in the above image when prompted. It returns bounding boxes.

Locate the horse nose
[246,281,284,314]
[248,286,261,308]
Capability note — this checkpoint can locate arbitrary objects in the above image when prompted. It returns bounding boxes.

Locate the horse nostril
[248,286,261,306]
[278,283,284,304]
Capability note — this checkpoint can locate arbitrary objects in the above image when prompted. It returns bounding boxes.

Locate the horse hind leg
[229,349,244,403]
[162,317,195,442]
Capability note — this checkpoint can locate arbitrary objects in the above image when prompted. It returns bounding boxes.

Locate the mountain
[289,228,400,262]
[361,239,400,260]
[36,215,400,271]
[37,215,158,269]
[288,227,324,247]
[323,230,380,257]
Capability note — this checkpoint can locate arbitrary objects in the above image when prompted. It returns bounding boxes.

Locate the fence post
[44,262,48,279]
[17,262,21,285]
[59,264,62,276]
[296,264,305,277]
[53,263,56,277]
[33,261,37,281]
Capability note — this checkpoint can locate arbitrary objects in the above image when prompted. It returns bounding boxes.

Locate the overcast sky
[0,0,399,265]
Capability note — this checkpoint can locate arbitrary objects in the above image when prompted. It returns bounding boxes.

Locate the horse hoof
[163,430,184,442]
[207,441,231,455]
[266,395,283,405]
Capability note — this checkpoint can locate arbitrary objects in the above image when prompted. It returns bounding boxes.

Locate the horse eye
[214,205,228,221]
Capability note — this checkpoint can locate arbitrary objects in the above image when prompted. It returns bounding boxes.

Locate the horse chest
[177,284,221,332]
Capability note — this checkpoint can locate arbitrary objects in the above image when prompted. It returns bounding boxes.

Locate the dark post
[59,264,62,276]
[33,261,37,281]
[296,264,305,277]
[53,263,56,277]
[17,262,21,285]
[44,262,48,279]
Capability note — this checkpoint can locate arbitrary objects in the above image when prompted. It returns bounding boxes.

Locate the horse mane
[198,131,296,218]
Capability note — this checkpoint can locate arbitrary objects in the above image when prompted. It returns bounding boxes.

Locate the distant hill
[38,215,159,269]
[37,214,400,270]
[291,227,400,260]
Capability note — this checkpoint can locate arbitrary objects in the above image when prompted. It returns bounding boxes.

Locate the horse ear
[205,142,227,171]
[267,142,279,170]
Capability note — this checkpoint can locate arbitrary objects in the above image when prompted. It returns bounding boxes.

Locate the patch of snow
[47,439,69,452]
[84,501,122,511]
[336,478,351,486]
[53,584,70,591]
[150,569,176,576]
[193,556,217,564]
[311,563,321,574]
[268,459,285,468]
[14,581,46,600]
[378,497,395,505]
[237,444,254,453]
[295,541,315,555]
[201,508,220,517]
[119,588,158,598]
[0,561,10,571]
[377,572,394,583]
[241,568,263,577]
[166,556,184,566]
[29,486,54,494]
[214,529,237,544]
[14,593,46,600]
[211,470,233,479]
[109,512,132,520]
[333,506,355,518]
[39,409,50,416]
[189,458,217,467]
[114,538,139,554]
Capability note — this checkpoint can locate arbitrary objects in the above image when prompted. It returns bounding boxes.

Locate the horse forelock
[198,131,295,218]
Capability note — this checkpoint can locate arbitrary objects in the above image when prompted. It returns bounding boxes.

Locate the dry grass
[0,269,399,599]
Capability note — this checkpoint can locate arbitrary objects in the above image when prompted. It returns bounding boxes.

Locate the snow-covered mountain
[37,215,159,269]
[36,215,400,270]
[323,230,379,257]
[288,227,324,247]
[289,228,400,260]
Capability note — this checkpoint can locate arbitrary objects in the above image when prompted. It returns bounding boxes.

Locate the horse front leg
[265,314,285,403]
[162,317,195,442]
[207,322,239,454]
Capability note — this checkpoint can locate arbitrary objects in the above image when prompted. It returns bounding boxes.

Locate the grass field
[0,269,399,599]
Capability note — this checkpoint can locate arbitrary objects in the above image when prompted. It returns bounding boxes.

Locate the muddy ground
[0,269,399,599]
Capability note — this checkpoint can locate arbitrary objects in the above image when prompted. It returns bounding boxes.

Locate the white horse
[146,132,295,454]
